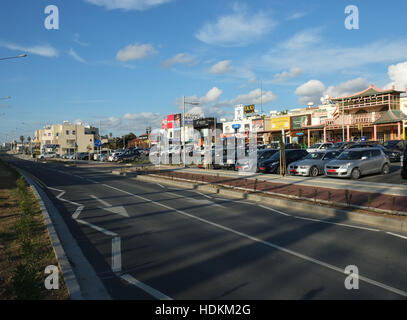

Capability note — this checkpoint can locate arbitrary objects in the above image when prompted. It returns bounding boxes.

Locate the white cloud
[263,30,407,73]
[230,88,276,105]
[84,0,174,11]
[2,42,58,57]
[73,33,89,46]
[116,43,157,62]
[295,80,326,105]
[273,67,303,83]
[281,28,321,50]
[162,53,197,68]
[195,4,275,47]
[286,12,307,20]
[200,87,223,104]
[325,77,368,98]
[385,61,407,90]
[69,48,86,63]
[295,78,369,105]
[209,60,234,74]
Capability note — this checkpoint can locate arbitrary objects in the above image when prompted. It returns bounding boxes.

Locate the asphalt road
[4,155,407,300]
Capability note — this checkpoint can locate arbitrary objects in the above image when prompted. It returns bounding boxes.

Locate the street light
[0,54,27,61]
[182,95,199,167]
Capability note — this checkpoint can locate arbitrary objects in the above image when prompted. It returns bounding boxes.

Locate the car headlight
[340,163,352,169]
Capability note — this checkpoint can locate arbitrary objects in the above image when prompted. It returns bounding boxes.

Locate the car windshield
[309,144,321,149]
[258,150,276,160]
[337,150,363,160]
[383,141,397,148]
[329,142,344,149]
[304,152,324,160]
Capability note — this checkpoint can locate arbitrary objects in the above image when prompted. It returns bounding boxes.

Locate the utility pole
[182,95,186,167]
[342,98,345,142]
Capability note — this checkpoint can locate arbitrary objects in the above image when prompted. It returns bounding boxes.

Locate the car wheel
[382,163,390,175]
[310,166,319,177]
[351,168,361,180]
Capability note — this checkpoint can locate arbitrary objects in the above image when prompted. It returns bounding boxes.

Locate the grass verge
[0,158,69,299]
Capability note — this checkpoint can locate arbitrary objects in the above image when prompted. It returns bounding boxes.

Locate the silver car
[324,148,390,179]
[288,150,342,177]
[307,142,333,153]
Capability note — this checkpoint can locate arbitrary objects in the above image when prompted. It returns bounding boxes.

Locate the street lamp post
[182,96,199,167]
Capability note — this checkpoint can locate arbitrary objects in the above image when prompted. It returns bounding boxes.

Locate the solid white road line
[258,204,292,217]
[101,182,407,298]
[386,232,407,240]
[120,274,173,300]
[72,205,84,220]
[76,219,118,237]
[112,237,122,273]
[293,216,381,232]
[156,183,165,188]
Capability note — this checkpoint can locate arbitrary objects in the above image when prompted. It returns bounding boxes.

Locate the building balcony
[324,112,385,129]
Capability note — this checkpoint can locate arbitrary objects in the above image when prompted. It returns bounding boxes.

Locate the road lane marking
[120,274,173,300]
[101,182,407,298]
[156,183,165,188]
[112,237,122,273]
[46,185,124,275]
[293,216,380,232]
[90,195,129,217]
[72,205,84,219]
[76,219,118,237]
[258,205,291,217]
[386,232,407,240]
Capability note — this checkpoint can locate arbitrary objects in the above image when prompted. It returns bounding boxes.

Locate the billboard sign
[291,115,310,129]
[270,116,291,131]
[244,104,255,115]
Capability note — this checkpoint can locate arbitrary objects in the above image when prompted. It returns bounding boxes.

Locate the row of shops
[157,85,407,148]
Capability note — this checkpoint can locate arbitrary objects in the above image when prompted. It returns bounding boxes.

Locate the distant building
[301,84,407,145]
[34,121,99,154]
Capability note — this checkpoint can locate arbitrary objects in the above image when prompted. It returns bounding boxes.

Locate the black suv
[402,147,407,179]
[116,148,141,162]
[258,149,308,174]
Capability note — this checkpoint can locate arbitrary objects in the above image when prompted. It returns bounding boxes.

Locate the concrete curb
[16,168,112,300]
[16,168,83,300]
[133,173,407,234]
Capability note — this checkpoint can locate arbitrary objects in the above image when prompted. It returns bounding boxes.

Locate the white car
[38,152,58,159]
[307,143,333,153]
[109,151,124,162]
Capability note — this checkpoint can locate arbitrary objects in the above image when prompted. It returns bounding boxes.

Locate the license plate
[328,169,336,173]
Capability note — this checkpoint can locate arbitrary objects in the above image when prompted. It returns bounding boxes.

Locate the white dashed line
[120,274,172,300]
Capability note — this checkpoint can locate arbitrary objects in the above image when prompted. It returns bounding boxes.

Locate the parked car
[109,150,124,162]
[382,140,407,152]
[258,149,308,174]
[236,149,279,172]
[327,141,355,150]
[288,150,342,177]
[115,148,141,162]
[349,143,402,162]
[324,148,390,180]
[61,152,74,159]
[401,147,407,179]
[77,152,90,160]
[307,143,333,153]
[38,152,58,159]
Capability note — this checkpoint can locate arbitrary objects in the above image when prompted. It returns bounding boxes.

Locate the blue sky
[1,0,407,142]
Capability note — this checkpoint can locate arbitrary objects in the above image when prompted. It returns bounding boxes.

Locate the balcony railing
[324,112,385,128]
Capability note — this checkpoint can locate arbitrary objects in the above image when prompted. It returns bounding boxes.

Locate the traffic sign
[94,139,102,147]
[232,124,241,129]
